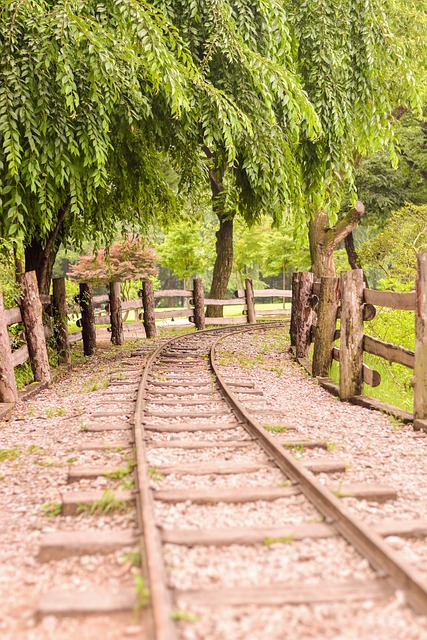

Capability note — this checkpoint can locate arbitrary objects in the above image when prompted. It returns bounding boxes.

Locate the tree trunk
[308,202,365,279]
[308,212,336,279]
[206,213,234,317]
[24,198,71,294]
[142,279,157,338]
[344,232,369,287]
[205,155,233,318]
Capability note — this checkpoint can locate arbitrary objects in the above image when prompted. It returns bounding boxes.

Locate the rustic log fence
[290,254,427,430]
[0,274,291,406]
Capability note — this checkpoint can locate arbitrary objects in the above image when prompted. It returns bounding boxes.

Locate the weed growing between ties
[263,425,290,433]
[44,406,66,418]
[171,610,200,623]
[77,489,129,515]
[123,550,141,567]
[105,458,136,480]
[42,501,62,517]
[148,467,164,481]
[264,534,294,545]
[134,573,150,615]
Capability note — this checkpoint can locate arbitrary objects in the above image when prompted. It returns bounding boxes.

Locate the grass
[104,459,136,480]
[123,549,141,567]
[148,466,164,481]
[134,574,150,613]
[263,425,290,433]
[284,443,305,453]
[42,501,62,517]
[0,447,21,462]
[329,356,413,413]
[80,375,109,393]
[171,610,199,623]
[45,406,66,418]
[264,534,294,545]
[77,489,129,515]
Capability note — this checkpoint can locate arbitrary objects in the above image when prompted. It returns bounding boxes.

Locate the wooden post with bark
[109,281,124,346]
[52,277,70,365]
[0,292,18,402]
[79,283,96,356]
[193,278,205,330]
[293,272,314,358]
[18,270,51,383]
[312,276,340,377]
[142,279,157,338]
[414,254,427,421]
[339,269,364,400]
[290,272,300,348]
[245,278,256,324]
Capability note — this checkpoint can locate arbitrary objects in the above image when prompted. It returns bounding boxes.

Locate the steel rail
[211,330,427,615]
[133,322,284,639]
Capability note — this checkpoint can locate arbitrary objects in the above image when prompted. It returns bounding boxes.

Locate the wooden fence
[290,254,427,430]
[0,275,290,405]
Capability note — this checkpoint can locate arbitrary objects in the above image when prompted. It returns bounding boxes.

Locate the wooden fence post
[79,283,96,356]
[52,277,71,365]
[312,276,340,377]
[339,269,364,400]
[18,271,51,383]
[142,279,157,338]
[193,278,205,330]
[294,272,314,358]
[109,281,124,346]
[245,278,256,324]
[414,254,427,421]
[0,292,18,402]
[289,272,300,347]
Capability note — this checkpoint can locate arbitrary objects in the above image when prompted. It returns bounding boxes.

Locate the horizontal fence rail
[290,255,427,431]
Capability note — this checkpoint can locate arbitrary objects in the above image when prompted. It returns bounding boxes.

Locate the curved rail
[211,330,427,615]
[133,323,283,639]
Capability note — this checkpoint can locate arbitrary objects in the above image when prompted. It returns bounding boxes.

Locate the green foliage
[0,239,19,305]
[14,361,34,390]
[290,0,424,217]
[0,0,252,249]
[157,218,212,284]
[358,204,427,289]
[355,112,427,227]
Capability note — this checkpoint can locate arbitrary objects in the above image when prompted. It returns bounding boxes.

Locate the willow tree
[154,0,319,315]
[289,0,427,277]
[0,0,249,293]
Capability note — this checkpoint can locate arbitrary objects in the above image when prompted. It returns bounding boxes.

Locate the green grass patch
[0,447,21,462]
[77,489,129,515]
[171,610,199,623]
[264,534,294,545]
[42,501,62,517]
[263,425,289,433]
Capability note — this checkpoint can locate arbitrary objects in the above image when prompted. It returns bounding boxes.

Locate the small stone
[124,625,144,635]
[41,615,58,629]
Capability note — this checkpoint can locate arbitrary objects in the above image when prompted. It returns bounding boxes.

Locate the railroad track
[33,324,427,638]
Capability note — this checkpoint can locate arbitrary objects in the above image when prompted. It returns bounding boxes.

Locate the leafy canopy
[0,0,253,246]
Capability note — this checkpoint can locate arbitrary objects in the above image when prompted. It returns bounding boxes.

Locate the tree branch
[323,200,365,250]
